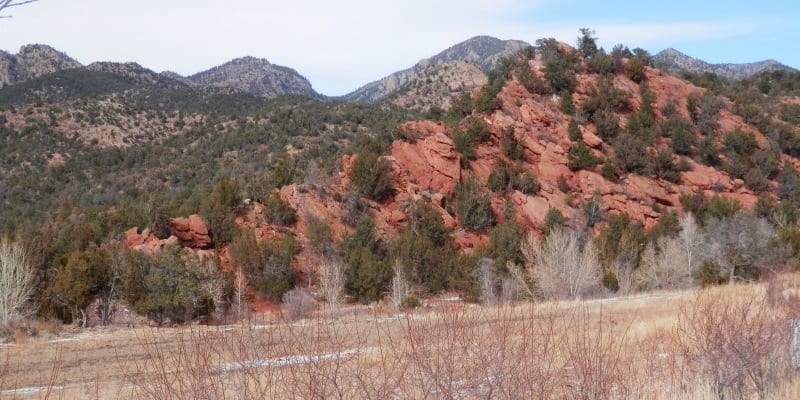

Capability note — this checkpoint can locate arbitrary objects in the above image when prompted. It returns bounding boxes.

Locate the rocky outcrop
[169,215,213,249]
[124,214,213,252]
[123,227,178,254]
[391,61,488,111]
[391,121,462,195]
[187,57,321,99]
[0,44,81,87]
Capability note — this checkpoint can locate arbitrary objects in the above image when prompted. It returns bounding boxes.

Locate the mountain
[653,48,796,80]
[0,45,322,99]
[342,36,529,103]
[0,44,81,87]
[389,61,488,111]
[185,56,322,99]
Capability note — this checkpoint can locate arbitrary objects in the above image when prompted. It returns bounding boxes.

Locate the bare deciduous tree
[478,257,497,306]
[318,256,346,314]
[634,237,694,291]
[703,214,775,283]
[0,0,39,18]
[390,260,409,311]
[679,213,703,273]
[0,238,35,324]
[522,228,600,300]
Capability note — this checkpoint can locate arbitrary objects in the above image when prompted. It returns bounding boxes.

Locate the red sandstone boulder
[169,214,212,249]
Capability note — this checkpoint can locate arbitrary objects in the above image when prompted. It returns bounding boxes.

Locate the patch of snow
[218,349,361,373]
[1,385,66,395]
[48,332,110,344]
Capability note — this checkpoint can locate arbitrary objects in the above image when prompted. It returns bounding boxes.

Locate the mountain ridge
[653,47,797,80]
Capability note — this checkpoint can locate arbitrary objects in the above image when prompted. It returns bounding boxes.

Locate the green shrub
[401,296,422,310]
[593,109,621,139]
[463,116,491,143]
[543,207,565,235]
[485,221,525,268]
[602,161,620,181]
[488,159,516,193]
[697,260,726,287]
[648,149,681,183]
[697,137,721,166]
[230,231,298,301]
[560,90,576,115]
[350,152,394,201]
[515,171,540,195]
[264,190,297,226]
[453,129,476,161]
[500,126,525,161]
[705,196,741,221]
[343,217,390,303]
[407,200,450,247]
[123,245,218,324]
[390,229,460,294]
[568,119,581,142]
[670,128,696,155]
[612,134,648,174]
[688,93,724,135]
[201,179,242,246]
[582,78,631,116]
[602,269,620,292]
[568,140,601,171]
[626,57,647,83]
[587,52,618,75]
[515,64,548,95]
[454,178,496,232]
[723,129,758,156]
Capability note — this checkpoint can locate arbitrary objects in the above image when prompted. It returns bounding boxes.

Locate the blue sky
[0,0,797,96]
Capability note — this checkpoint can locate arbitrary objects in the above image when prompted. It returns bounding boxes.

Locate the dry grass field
[2,282,800,399]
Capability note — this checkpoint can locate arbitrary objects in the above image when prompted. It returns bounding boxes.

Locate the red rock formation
[169,214,212,249]
[391,121,462,195]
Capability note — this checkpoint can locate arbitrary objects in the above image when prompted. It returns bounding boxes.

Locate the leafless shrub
[390,260,410,311]
[522,229,600,299]
[400,305,566,399]
[478,257,498,306]
[676,291,793,400]
[679,213,703,272]
[561,307,629,400]
[634,236,694,291]
[282,287,317,321]
[703,214,775,283]
[319,256,346,314]
[0,237,36,325]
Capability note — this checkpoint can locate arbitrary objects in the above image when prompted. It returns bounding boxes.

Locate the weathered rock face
[169,215,212,249]
[392,121,462,195]
[187,56,321,99]
[392,61,488,111]
[0,44,81,87]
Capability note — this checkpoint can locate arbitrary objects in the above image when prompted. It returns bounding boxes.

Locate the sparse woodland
[2,28,800,398]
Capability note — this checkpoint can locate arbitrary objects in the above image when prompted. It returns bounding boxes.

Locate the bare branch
[0,0,39,18]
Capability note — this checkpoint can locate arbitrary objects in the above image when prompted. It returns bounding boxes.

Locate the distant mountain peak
[188,56,321,99]
[653,48,796,80]
[0,43,82,86]
[341,35,529,103]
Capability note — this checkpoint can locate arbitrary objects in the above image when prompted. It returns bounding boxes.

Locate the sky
[0,0,798,96]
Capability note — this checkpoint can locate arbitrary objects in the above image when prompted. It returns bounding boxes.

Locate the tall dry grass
[3,282,799,399]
